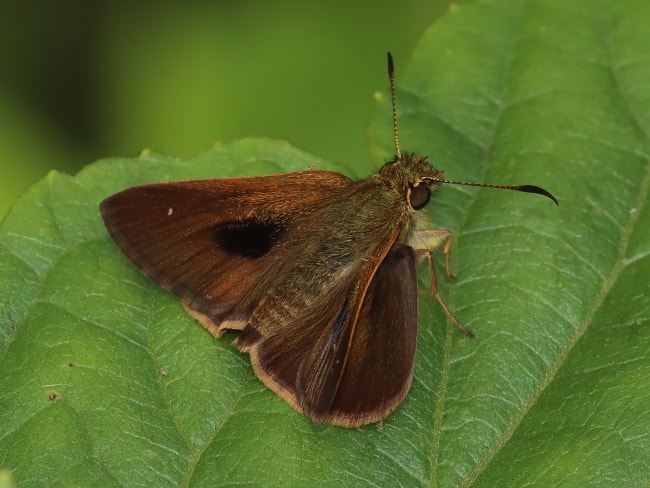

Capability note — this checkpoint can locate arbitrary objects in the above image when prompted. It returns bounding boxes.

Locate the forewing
[100,171,351,335]
[326,243,419,426]
[243,234,419,427]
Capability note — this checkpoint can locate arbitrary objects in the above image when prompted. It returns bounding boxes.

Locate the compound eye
[409,184,431,210]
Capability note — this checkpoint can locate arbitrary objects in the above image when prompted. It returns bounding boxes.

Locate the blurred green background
[0,0,457,218]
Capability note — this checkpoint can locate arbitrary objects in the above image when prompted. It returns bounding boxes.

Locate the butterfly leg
[413,229,475,338]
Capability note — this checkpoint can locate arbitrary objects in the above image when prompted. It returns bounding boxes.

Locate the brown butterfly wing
[100,171,352,335]
[325,243,418,425]
[243,237,419,427]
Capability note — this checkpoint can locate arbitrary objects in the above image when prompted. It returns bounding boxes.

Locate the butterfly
[100,53,557,427]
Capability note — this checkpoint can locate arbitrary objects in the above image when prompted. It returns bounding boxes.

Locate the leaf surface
[1,0,650,486]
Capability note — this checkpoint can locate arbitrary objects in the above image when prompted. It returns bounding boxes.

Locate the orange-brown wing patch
[100,171,352,335]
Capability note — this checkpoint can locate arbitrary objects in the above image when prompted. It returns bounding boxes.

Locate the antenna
[387,52,558,206]
[387,52,401,160]
[428,178,559,205]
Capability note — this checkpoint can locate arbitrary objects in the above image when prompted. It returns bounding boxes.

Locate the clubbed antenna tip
[515,185,558,205]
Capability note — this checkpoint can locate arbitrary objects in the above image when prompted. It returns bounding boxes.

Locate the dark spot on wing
[213,219,286,258]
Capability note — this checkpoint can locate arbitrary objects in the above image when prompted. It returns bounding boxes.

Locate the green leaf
[2,1,650,487]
